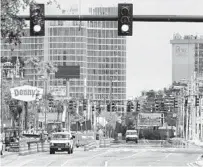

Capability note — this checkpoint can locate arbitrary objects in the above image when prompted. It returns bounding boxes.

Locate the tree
[24,55,41,86]
[1,0,33,47]
[1,0,72,48]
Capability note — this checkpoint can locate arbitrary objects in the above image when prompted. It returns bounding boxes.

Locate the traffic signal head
[195,96,200,106]
[68,100,73,110]
[107,103,110,112]
[92,105,95,111]
[136,102,140,112]
[30,4,45,36]
[83,99,87,111]
[118,3,133,36]
[48,96,54,107]
[127,100,131,112]
[174,98,178,108]
[184,98,188,106]
[112,102,117,112]
[35,92,40,104]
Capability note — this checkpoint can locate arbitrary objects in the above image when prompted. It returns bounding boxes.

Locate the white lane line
[115,150,146,161]
[16,159,34,167]
[104,161,108,167]
[165,153,172,158]
[61,150,110,166]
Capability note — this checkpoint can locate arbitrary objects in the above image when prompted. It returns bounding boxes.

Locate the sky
[22,0,203,98]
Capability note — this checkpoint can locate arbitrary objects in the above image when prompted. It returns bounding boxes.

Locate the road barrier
[19,140,50,156]
[99,139,111,148]
[84,140,97,151]
[19,142,29,156]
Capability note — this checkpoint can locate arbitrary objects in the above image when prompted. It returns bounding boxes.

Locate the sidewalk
[1,151,18,158]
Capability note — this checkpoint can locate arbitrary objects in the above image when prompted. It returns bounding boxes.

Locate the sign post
[10,85,43,132]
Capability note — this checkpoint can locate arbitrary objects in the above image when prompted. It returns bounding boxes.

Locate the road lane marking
[115,150,146,160]
[61,150,111,166]
[165,153,172,158]
[104,161,108,167]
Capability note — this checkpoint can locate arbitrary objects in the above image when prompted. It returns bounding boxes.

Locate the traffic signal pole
[66,79,70,132]
[18,15,203,22]
[110,77,113,114]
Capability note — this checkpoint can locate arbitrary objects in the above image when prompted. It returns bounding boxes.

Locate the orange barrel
[84,143,90,151]
[19,142,29,156]
[43,141,49,152]
[99,139,105,148]
[105,139,110,147]
[30,143,38,154]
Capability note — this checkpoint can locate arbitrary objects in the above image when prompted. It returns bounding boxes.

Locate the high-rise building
[170,33,203,83]
[1,7,127,112]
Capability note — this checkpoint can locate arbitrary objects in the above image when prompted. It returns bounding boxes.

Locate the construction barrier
[99,139,105,148]
[84,140,97,151]
[99,138,111,148]
[19,142,29,156]
[18,140,50,156]
[42,141,49,152]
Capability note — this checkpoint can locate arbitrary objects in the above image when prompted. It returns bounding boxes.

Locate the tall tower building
[170,33,203,83]
[1,6,127,112]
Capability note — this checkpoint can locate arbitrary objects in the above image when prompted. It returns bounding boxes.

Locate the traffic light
[155,98,159,111]
[184,98,188,106]
[48,96,54,107]
[73,101,77,109]
[130,103,134,112]
[160,102,165,110]
[118,3,133,36]
[30,4,45,36]
[107,103,110,112]
[96,103,101,114]
[68,100,73,110]
[83,99,87,111]
[136,102,140,112]
[35,92,40,104]
[127,100,131,112]
[112,102,117,112]
[174,98,178,108]
[195,96,200,106]
[92,105,95,111]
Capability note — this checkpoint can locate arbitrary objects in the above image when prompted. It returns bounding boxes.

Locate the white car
[49,132,75,154]
[125,130,138,143]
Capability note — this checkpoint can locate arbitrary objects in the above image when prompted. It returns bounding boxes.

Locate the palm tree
[24,55,40,86]
[25,56,58,131]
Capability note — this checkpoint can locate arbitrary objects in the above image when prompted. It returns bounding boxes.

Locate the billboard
[55,66,80,79]
[10,85,43,102]
[138,113,163,127]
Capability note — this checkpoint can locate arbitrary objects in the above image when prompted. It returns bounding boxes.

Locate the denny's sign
[10,85,43,102]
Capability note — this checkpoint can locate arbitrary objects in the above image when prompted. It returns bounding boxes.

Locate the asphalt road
[1,140,202,167]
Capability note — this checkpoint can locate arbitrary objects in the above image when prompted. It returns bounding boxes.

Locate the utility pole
[110,77,113,114]
[66,79,70,132]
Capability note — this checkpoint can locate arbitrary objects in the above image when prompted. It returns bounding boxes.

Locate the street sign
[49,86,66,96]
[138,113,162,127]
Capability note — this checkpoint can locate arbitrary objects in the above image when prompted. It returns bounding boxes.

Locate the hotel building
[1,7,127,113]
